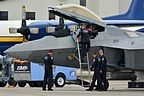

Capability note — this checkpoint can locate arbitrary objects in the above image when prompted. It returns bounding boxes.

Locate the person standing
[99,49,107,91]
[42,50,56,91]
[77,23,91,62]
[86,52,103,91]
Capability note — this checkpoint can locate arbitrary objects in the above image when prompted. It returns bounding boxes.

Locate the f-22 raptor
[5,4,144,81]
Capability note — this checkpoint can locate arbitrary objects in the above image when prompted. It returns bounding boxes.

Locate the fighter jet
[4,4,144,78]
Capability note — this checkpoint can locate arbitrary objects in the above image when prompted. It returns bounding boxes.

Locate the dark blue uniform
[99,55,107,91]
[77,28,91,57]
[88,56,103,91]
[42,54,54,90]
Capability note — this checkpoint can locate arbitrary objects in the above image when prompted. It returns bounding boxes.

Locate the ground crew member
[42,50,56,91]
[99,49,107,91]
[86,52,103,91]
[77,23,91,62]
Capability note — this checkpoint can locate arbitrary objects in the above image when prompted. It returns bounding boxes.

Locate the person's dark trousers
[81,41,90,62]
[101,72,107,91]
[95,73,104,91]
[81,42,87,57]
[85,41,90,52]
[89,72,97,90]
[48,69,53,90]
[43,68,49,90]
[81,42,90,54]
[43,68,53,90]
[96,78,104,91]
[99,72,107,91]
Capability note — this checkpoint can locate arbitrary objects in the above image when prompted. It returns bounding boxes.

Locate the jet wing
[101,36,144,50]
[97,26,144,50]
[48,7,106,31]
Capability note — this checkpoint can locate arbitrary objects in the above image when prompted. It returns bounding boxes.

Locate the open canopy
[48,4,106,31]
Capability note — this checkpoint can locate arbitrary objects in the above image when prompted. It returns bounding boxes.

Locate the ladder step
[81,63,89,65]
[71,37,91,86]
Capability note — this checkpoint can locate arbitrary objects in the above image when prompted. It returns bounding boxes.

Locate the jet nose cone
[4,45,17,57]
[4,43,32,60]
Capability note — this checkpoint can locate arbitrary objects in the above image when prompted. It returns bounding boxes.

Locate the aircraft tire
[103,79,109,91]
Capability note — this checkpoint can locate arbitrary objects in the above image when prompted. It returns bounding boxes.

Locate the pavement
[0,80,144,96]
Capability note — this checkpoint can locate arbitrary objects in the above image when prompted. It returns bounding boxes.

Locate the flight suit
[77,28,91,58]
[88,56,103,91]
[42,54,54,90]
[99,55,107,91]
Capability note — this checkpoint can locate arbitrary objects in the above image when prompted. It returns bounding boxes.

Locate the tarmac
[0,80,144,96]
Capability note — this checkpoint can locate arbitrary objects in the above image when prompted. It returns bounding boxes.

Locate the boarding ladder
[71,33,91,86]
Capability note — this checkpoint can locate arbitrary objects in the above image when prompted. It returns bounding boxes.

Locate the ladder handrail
[71,34,91,86]
[76,39,91,86]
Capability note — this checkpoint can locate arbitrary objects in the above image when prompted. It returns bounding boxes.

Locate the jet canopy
[48,4,106,32]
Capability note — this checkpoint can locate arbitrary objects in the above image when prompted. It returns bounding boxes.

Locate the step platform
[128,81,144,88]
[76,78,97,87]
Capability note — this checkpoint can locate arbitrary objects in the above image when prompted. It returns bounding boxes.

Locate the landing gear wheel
[103,79,109,91]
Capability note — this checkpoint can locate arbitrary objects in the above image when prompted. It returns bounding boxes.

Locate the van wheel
[0,82,7,87]
[54,74,66,87]
[28,82,35,87]
[8,80,17,87]
[18,81,26,87]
